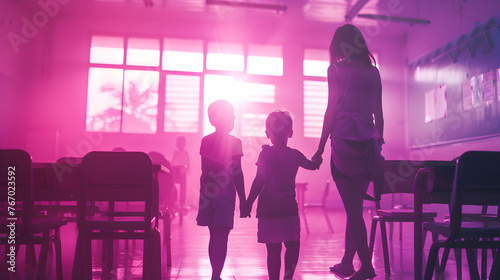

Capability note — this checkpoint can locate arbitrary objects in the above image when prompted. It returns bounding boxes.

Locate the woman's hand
[312,146,324,162]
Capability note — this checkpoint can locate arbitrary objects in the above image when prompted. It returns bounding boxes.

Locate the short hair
[208,99,234,130]
[266,110,293,137]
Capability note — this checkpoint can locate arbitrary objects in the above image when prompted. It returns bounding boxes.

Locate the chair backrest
[381,160,427,195]
[0,149,34,236]
[449,151,500,237]
[79,151,153,228]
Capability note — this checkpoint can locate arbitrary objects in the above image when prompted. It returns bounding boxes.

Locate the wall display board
[407,17,500,148]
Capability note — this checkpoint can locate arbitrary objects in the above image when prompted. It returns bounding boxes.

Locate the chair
[0,149,67,280]
[148,151,173,267]
[368,160,438,274]
[296,181,334,234]
[423,151,500,280]
[71,151,161,280]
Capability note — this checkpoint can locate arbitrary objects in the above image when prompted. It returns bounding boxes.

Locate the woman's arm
[313,65,340,160]
[374,72,384,146]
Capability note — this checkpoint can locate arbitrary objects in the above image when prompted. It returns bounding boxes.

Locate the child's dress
[196,132,243,229]
[255,144,309,243]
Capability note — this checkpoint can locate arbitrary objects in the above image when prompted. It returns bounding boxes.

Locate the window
[163,38,203,72]
[126,38,160,67]
[86,67,123,132]
[87,36,282,136]
[87,36,201,133]
[303,49,329,77]
[90,36,124,65]
[303,80,328,138]
[165,75,200,132]
[203,75,275,136]
[206,42,244,71]
[247,44,283,76]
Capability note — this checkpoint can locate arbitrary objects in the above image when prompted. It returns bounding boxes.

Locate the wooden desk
[32,161,172,269]
[413,161,456,280]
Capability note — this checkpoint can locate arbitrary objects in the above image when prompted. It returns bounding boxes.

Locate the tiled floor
[4,206,488,279]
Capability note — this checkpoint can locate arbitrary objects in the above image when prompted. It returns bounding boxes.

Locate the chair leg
[424,244,440,280]
[164,209,172,267]
[454,248,463,280]
[54,236,63,280]
[380,220,391,274]
[301,208,310,234]
[481,246,487,280]
[369,218,378,256]
[151,228,162,280]
[36,232,50,280]
[466,248,480,280]
[322,208,334,233]
[489,249,500,280]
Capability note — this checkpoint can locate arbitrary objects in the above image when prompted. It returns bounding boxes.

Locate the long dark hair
[329,24,376,66]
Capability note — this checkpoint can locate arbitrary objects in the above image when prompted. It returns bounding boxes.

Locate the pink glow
[303,49,329,77]
[207,42,244,71]
[165,75,200,133]
[126,38,160,67]
[303,80,328,138]
[86,67,124,132]
[90,36,124,65]
[163,38,203,72]
[247,56,283,76]
[122,70,159,134]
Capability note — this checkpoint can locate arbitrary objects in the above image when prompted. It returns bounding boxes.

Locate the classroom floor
[5,206,483,280]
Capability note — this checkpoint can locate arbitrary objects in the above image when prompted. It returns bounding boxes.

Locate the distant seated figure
[172,136,190,210]
[148,151,174,210]
[112,147,126,152]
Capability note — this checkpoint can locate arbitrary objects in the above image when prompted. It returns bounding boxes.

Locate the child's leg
[208,225,231,280]
[284,240,300,280]
[266,243,282,280]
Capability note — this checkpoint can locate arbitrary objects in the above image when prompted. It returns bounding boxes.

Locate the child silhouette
[243,110,321,280]
[196,99,246,280]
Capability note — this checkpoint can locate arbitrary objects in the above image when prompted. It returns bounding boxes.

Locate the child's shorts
[196,195,235,229]
[257,215,300,243]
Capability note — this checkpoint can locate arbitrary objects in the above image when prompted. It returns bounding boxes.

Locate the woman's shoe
[345,268,377,280]
[329,263,355,277]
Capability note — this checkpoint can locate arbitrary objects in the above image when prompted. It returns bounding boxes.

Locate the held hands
[240,200,252,218]
[311,146,324,170]
[311,155,323,170]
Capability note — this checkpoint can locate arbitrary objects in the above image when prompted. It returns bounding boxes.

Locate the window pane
[240,82,275,103]
[165,75,200,133]
[247,44,283,76]
[90,36,124,65]
[203,74,240,135]
[86,68,124,132]
[241,113,267,137]
[126,38,160,66]
[207,42,244,71]
[303,49,329,77]
[304,80,328,138]
[163,38,203,72]
[122,70,159,134]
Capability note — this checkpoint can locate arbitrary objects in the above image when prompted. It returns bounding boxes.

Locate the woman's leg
[335,176,374,274]
[208,225,231,280]
[266,243,282,280]
[284,240,300,280]
[340,220,356,269]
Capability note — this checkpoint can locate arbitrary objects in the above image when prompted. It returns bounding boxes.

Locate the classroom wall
[405,0,500,161]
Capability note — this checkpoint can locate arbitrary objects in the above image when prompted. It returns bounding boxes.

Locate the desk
[32,162,168,215]
[32,161,172,269]
[413,161,456,280]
